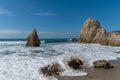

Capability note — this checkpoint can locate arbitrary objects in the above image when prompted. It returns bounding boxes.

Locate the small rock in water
[26,29,40,47]
[70,38,78,42]
[39,62,62,77]
[67,57,83,70]
[93,60,114,69]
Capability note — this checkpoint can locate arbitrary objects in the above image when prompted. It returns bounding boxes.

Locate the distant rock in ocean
[26,29,40,47]
[69,38,78,42]
[79,18,120,46]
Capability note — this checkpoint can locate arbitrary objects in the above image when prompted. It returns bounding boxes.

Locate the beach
[58,59,120,80]
[0,0,120,80]
[0,40,120,80]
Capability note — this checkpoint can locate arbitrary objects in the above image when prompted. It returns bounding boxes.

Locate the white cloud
[34,12,57,16]
[0,8,12,15]
[0,29,79,38]
[0,30,29,34]
[38,31,74,35]
[0,30,75,35]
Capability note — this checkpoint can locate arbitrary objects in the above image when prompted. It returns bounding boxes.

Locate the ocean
[0,39,69,43]
[0,39,120,80]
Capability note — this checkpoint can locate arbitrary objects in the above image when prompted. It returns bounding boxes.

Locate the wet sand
[58,59,120,80]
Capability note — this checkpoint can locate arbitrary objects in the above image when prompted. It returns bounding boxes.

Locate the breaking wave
[0,41,120,80]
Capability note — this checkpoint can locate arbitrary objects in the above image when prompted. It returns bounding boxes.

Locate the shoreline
[58,59,120,80]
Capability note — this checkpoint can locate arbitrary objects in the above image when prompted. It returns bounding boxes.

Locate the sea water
[0,39,120,80]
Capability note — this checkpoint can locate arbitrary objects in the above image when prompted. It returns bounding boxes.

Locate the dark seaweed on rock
[67,57,83,70]
[39,62,62,77]
[93,60,114,69]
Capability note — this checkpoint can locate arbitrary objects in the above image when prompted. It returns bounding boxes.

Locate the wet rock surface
[39,62,62,77]
[67,57,83,70]
[93,60,114,69]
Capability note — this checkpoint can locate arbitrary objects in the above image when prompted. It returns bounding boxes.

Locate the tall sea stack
[26,29,40,47]
[79,18,120,46]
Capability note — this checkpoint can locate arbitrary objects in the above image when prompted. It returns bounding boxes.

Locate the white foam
[0,41,26,46]
[53,43,120,66]
[40,40,45,44]
[0,42,120,80]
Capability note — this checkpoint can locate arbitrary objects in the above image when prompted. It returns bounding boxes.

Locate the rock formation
[67,57,83,70]
[26,29,40,47]
[79,18,120,46]
[70,38,78,42]
[39,62,62,77]
[106,31,120,46]
[93,60,114,69]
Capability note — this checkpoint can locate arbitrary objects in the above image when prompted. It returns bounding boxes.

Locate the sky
[0,0,120,39]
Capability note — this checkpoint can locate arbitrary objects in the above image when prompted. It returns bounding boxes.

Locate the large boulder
[93,60,114,69]
[79,18,120,46]
[79,18,107,43]
[26,29,40,47]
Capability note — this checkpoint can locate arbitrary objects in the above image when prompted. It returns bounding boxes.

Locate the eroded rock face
[107,31,120,46]
[79,18,120,46]
[26,29,40,47]
[67,58,83,70]
[39,62,61,77]
[93,60,114,69]
[80,18,107,43]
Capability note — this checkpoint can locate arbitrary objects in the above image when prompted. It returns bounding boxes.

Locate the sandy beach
[58,59,120,80]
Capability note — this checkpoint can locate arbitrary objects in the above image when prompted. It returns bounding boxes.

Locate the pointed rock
[26,29,40,47]
[79,18,107,43]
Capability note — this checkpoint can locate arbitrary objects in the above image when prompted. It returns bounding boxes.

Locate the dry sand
[58,59,120,80]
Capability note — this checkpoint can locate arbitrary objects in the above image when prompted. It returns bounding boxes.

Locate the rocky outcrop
[106,31,120,46]
[67,57,83,70]
[79,18,120,46]
[26,29,40,47]
[93,60,114,69]
[39,62,62,77]
[70,38,78,42]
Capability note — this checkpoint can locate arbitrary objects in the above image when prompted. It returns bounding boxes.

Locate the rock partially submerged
[93,60,114,69]
[39,62,62,77]
[67,57,83,70]
[26,29,40,47]
[70,38,78,42]
[79,18,120,46]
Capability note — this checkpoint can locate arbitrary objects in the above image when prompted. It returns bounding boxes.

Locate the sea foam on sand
[0,42,120,80]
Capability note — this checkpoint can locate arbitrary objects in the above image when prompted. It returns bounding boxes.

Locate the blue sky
[0,0,120,39]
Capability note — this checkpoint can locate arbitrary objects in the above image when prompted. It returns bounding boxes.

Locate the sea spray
[0,41,120,80]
